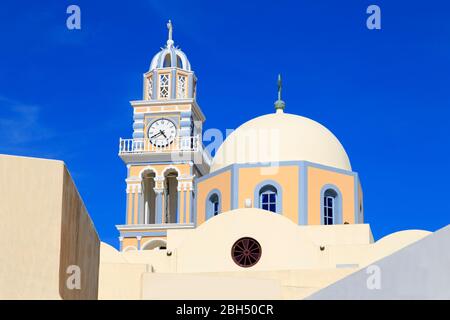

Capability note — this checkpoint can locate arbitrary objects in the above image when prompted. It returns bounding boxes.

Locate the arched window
[321,186,342,225]
[142,239,167,250]
[209,193,220,216]
[164,170,179,224]
[206,190,221,219]
[163,54,171,67]
[142,171,156,224]
[259,185,277,213]
[254,181,282,214]
[323,189,337,225]
[176,55,183,68]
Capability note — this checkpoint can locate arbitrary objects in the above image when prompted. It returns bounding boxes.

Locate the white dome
[149,43,191,71]
[211,112,352,172]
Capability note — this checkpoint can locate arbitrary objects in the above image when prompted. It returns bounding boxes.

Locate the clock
[148,118,177,147]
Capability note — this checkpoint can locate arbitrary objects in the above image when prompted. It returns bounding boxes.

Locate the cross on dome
[274,74,286,113]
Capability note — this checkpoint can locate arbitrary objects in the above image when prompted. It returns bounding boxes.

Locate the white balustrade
[119,136,200,154]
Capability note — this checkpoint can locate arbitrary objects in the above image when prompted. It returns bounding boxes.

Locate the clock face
[148,118,177,147]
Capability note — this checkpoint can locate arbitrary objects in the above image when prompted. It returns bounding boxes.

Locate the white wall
[0,155,100,299]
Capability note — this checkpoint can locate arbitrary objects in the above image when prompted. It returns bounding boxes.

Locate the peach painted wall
[134,104,191,113]
[358,180,364,223]
[307,166,355,225]
[196,170,232,225]
[237,166,299,224]
[129,163,190,178]
[122,236,168,250]
[122,237,138,249]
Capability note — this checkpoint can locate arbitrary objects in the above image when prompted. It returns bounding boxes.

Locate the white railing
[119,136,200,154]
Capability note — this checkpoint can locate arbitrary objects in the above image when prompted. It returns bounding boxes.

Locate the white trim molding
[116,223,195,231]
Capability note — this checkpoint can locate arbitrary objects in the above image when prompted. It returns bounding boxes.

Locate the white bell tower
[117,21,211,251]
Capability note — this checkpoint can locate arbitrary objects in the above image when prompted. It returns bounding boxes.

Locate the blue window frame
[323,189,338,225]
[259,185,277,213]
[209,193,220,216]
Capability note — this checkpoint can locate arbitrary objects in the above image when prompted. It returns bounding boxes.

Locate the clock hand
[159,130,167,138]
[150,132,162,139]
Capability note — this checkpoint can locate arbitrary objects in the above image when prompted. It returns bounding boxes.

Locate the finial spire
[274,73,286,113]
[277,73,282,100]
[166,20,174,47]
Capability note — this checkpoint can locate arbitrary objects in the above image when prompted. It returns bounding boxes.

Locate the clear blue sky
[1,1,449,247]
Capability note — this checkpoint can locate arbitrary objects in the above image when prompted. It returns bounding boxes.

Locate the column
[185,183,192,224]
[155,188,163,224]
[176,185,181,223]
[183,187,187,224]
[152,70,158,99]
[136,236,142,250]
[161,189,166,224]
[127,184,139,225]
[154,176,164,225]
[299,162,308,225]
[187,73,194,98]
[119,237,124,252]
[126,185,132,225]
[137,185,143,224]
[170,69,177,99]
[176,176,183,223]
[133,189,139,224]
[189,184,194,224]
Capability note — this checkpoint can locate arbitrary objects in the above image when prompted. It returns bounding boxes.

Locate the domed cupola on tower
[149,37,191,71]
[144,20,196,101]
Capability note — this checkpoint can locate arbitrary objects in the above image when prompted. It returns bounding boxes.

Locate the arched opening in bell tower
[142,239,167,251]
[142,170,156,224]
[163,169,179,224]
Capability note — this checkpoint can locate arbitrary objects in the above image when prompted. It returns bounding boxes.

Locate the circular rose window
[231,237,262,268]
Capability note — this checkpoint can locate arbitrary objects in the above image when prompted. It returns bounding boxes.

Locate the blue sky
[1,0,449,247]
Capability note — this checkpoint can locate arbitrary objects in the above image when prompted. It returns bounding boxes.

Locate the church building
[91,21,439,300]
[0,21,446,300]
[116,21,364,256]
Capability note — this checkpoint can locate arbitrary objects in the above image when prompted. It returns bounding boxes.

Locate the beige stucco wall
[99,263,147,300]
[98,242,174,299]
[141,273,282,300]
[176,209,319,273]
[300,224,373,246]
[173,210,390,273]
[0,155,100,299]
[97,209,431,300]
[0,153,432,300]
[359,229,430,266]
